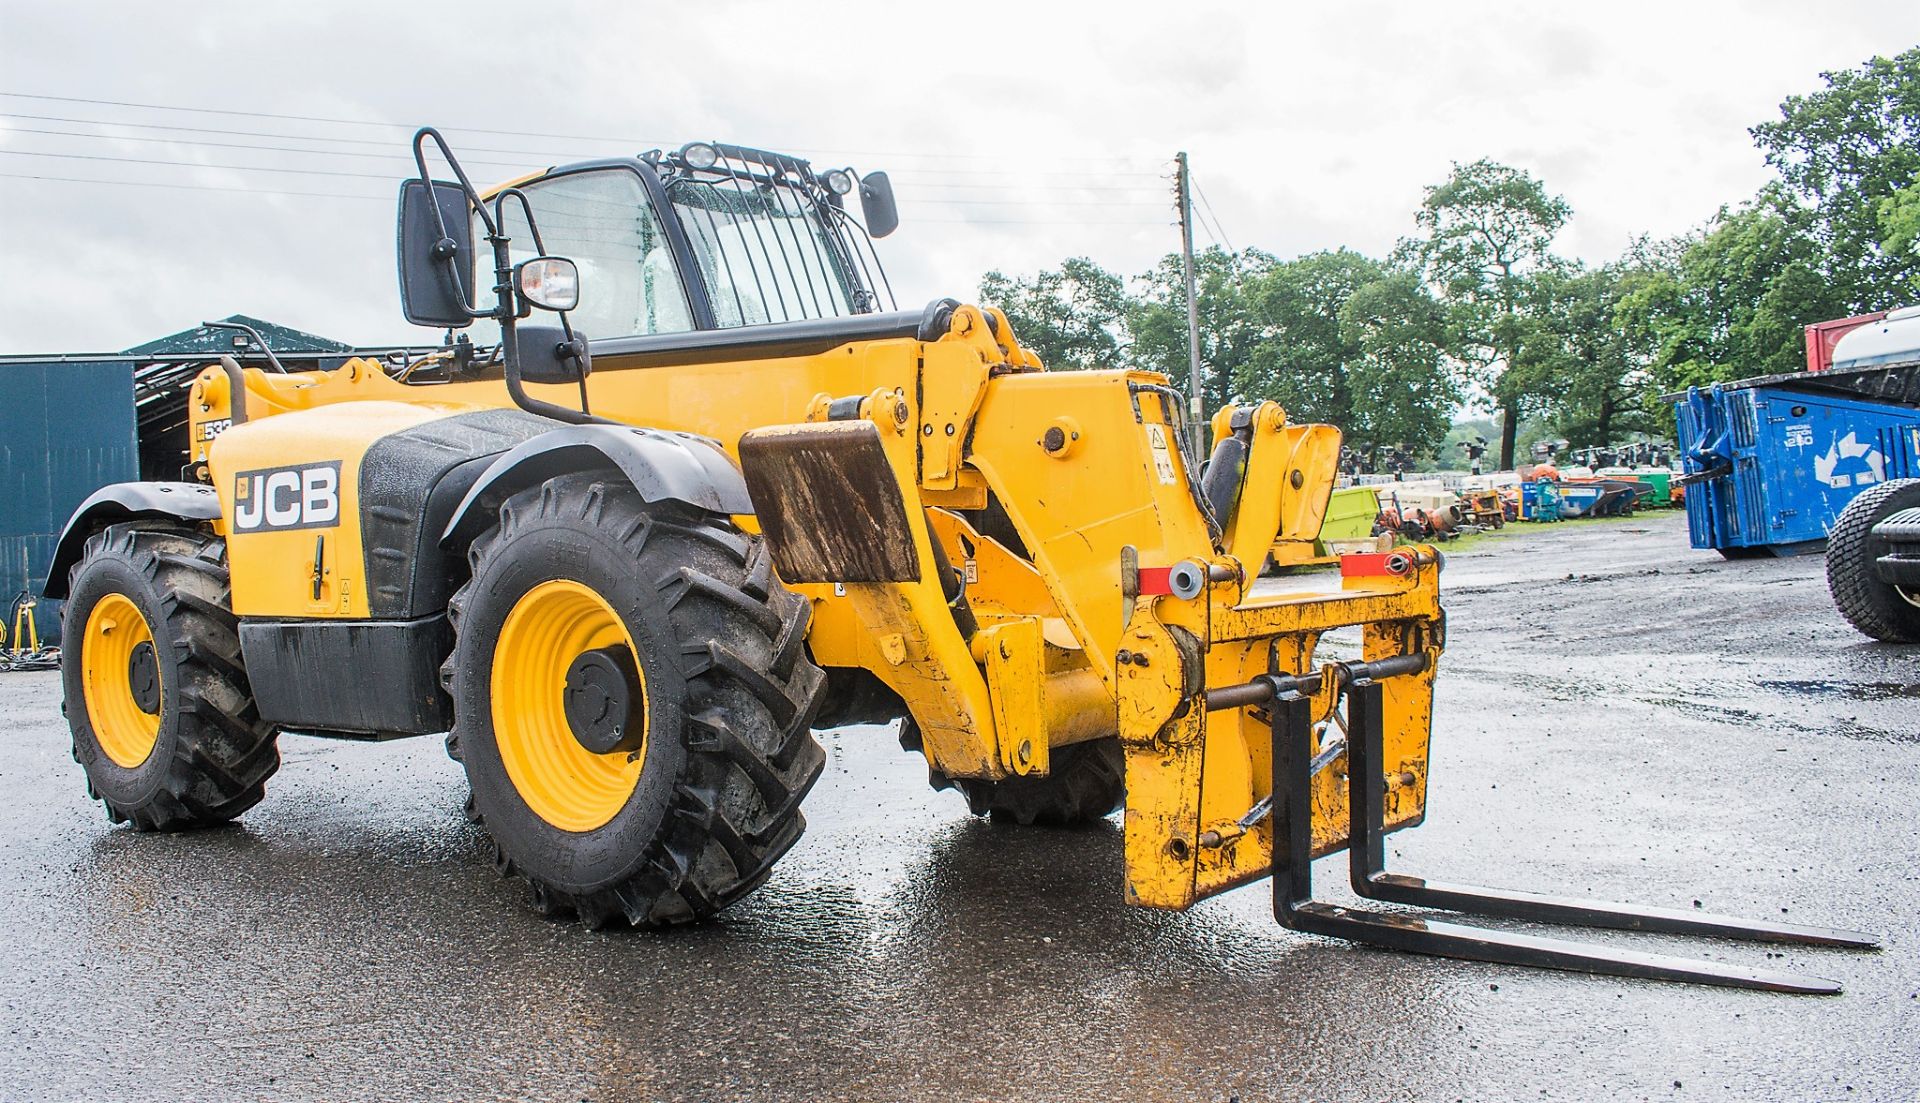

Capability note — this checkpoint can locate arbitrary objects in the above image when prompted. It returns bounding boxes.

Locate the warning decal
[1145,423,1178,485]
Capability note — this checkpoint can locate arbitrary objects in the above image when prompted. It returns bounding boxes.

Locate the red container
[1805,312,1887,373]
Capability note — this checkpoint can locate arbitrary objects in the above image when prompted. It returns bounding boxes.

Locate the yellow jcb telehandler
[46,130,1874,991]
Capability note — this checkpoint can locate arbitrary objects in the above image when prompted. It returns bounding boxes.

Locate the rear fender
[440,424,751,549]
[43,483,223,599]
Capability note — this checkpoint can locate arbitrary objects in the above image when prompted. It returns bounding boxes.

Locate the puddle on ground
[1759,679,1920,700]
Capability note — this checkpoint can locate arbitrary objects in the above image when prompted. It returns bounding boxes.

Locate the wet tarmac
[1,511,1915,1101]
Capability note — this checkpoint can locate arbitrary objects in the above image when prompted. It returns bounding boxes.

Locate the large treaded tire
[1825,478,1920,643]
[445,473,826,928]
[61,523,280,830]
[902,721,1124,827]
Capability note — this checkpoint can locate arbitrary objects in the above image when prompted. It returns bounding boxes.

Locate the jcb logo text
[233,462,342,532]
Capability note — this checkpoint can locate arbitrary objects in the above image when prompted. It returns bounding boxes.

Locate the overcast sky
[2,1,1916,355]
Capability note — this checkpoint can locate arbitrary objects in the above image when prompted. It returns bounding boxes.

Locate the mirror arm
[413,127,496,238]
[490,186,592,417]
[411,127,598,425]
[500,323,601,427]
[491,189,551,321]
[409,127,495,322]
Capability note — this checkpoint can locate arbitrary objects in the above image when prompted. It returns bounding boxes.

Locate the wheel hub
[489,579,648,833]
[127,641,160,714]
[80,592,161,768]
[563,647,646,756]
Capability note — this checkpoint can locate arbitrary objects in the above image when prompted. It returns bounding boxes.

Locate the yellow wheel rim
[490,580,648,833]
[81,593,161,768]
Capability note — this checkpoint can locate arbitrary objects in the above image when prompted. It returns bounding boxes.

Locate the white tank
[1830,304,1920,371]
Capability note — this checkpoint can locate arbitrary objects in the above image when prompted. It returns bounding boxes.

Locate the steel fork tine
[1269,680,1866,993]
[1343,681,1878,950]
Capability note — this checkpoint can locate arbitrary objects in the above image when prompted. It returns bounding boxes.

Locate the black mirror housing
[513,324,591,385]
[859,171,899,238]
[397,178,477,328]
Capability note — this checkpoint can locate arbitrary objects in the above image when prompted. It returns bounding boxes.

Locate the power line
[0,90,651,143]
[0,149,1170,211]
[1196,206,1226,249]
[0,117,1167,188]
[0,90,1162,167]
[0,125,557,174]
[883,180,1165,193]
[915,218,1168,226]
[1191,204,1222,248]
[1193,178,1235,253]
[0,171,1167,225]
[0,148,398,179]
[0,170,385,202]
[0,111,596,159]
[904,199,1166,208]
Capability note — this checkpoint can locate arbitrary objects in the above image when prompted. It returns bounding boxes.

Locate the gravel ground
[0,509,1913,1102]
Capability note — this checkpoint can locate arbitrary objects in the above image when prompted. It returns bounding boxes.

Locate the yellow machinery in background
[43,130,1872,990]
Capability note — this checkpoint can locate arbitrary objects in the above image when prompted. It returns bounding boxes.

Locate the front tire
[60,524,279,830]
[445,474,826,927]
[1825,478,1920,642]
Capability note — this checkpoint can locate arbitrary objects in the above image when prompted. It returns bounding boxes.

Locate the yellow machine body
[185,297,1443,913]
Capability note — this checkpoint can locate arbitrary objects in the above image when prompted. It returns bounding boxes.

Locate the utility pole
[1174,151,1204,465]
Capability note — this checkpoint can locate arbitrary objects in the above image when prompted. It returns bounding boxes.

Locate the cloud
[1,0,1915,354]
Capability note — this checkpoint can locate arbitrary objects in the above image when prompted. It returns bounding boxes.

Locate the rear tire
[903,721,1124,826]
[1825,478,1920,643]
[445,474,826,927]
[60,524,279,830]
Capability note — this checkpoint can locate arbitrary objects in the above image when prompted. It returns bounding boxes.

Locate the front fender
[440,424,752,549]
[43,482,223,599]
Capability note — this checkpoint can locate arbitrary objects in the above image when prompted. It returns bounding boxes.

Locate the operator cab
[479,142,898,342]
[395,129,911,424]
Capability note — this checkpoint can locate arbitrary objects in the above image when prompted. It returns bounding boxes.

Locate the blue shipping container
[0,361,138,644]
[1676,381,1920,554]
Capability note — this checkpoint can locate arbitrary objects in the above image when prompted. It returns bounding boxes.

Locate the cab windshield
[664,146,892,328]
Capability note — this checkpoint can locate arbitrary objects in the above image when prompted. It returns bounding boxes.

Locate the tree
[1153,248,1461,461]
[1338,268,1461,452]
[1128,246,1276,415]
[1751,47,1920,310]
[1619,192,1840,391]
[982,244,1462,465]
[1880,180,1920,260]
[1234,249,1383,428]
[1511,261,1656,449]
[977,257,1132,371]
[1401,159,1571,468]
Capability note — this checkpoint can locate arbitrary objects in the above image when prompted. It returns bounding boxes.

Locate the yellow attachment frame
[1114,552,1442,909]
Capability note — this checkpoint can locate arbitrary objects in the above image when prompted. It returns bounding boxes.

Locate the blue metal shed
[0,360,138,644]
[1676,365,1920,556]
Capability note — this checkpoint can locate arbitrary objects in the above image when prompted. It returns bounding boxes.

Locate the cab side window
[491,170,693,338]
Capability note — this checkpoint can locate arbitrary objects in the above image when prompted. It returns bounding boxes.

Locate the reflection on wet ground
[2,512,1914,1101]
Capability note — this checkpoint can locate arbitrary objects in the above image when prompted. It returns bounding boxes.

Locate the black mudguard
[440,423,752,549]
[43,482,223,599]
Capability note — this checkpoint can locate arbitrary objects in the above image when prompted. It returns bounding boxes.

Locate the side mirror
[512,324,591,385]
[514,256,580,312]
[859,171,899,238]
[397,178,476,328]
